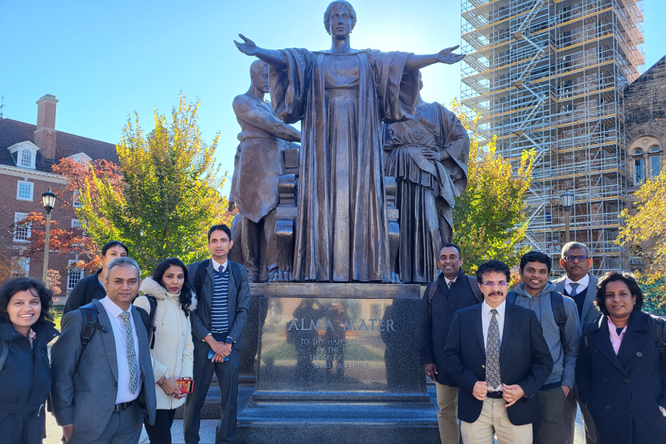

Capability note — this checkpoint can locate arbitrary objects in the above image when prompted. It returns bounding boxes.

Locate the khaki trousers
[435,382,460,443]
[461,398,532,444]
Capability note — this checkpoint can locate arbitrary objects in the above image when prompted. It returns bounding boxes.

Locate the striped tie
[486,309,501,390]
[119,311,139,394]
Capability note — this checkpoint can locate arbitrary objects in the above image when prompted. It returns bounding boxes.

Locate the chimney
[34,94,58,160]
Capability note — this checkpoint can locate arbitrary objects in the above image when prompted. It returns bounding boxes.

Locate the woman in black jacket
[0,277,59,444]
[576,271,666,444]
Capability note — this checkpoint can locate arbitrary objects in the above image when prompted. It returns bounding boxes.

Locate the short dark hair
[208,224,232,242]
[596,271,644,317]
[323,1,357,35]
[152,258,194,314]
[0,277,53,324]
[439,243,462,258]
[476,260,510,284]
[101,240,129,256]
[520,251,551,274]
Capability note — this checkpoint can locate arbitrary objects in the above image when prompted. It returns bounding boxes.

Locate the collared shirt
[564,274,590,295]
[444,276,457,288]
[100,296,142,404]
[212,258,228,273]
[481,300,506,346]
[608,318,627,355]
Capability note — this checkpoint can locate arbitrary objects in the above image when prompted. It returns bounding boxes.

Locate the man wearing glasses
[443,260,552,443]
[554,242,601,444]
[508,251,580,444]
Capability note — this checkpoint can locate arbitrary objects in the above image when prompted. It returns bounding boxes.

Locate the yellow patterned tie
[486,309,501,390]
[120,311,139,394]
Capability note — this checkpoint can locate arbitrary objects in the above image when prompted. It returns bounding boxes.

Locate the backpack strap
[426,281,438,318]
[193,260,210,300]
[133,306,153,348]
[0,333,9,373]
[550,291,570,355]
[466,275,484,302]
[80,302,101,353]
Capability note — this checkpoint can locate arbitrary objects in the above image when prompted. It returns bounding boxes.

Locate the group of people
[0,223,250,444]
[422,241,666,444]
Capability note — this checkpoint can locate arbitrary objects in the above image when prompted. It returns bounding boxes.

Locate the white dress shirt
[564,273,590,295]
[212,258,228,273]
[444,276,457,288]
[100,296,142,404]
[482,300,506,391]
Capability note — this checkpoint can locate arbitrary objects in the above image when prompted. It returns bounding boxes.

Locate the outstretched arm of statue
[234,34,288,69]
[405,45,465,71]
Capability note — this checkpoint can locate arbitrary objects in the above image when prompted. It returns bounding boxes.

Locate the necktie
[447,281,452,289]
[119,311,139,394]
[569,283,580,297]
[486,309,501,390]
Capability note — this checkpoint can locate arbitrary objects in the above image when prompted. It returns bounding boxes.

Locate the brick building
[0,94,117,296]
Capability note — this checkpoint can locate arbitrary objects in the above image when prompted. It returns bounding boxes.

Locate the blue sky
[2,1,664,194]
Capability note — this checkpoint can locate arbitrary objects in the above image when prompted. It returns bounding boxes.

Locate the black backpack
[508,290,570,354]
[426,275,483,318]
[79,298,157,352]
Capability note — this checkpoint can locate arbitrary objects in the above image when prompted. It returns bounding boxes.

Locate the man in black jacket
[63,241,128,314]
[420,243,481,444]
[443,260,553,443]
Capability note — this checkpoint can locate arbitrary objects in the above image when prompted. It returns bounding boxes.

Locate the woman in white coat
[134,257,196,444]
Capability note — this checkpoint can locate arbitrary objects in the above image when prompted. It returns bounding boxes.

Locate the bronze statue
[235,1,464,282]
[230,60,301,282]
[383,73,470,284]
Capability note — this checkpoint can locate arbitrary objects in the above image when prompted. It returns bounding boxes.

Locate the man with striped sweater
[184,224,251,444]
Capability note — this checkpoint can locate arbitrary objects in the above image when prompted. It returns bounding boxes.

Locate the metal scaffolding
[460,0,644,276]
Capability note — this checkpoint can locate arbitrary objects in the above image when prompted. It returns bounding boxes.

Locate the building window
[72,190,82,208]
[20,150,33,168]
[650,146,662,177]
[16,181,34,201]
[13,213,31,242]
[634,157,644,184]
[10,258,30,278]
[71,219,81,229]
[67,260,84,290]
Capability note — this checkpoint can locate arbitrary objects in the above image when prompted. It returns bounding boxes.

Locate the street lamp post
[560,188,574,245]
[41,188,57,283]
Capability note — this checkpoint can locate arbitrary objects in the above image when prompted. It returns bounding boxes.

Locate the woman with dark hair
[0,277,58,444]
[576,271,666,444]
[134,258,196,444]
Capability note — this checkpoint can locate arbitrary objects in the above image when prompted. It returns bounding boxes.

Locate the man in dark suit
[444,260,553,443]
[554,241,601,444]
[184,224,251,444]
[420,243,481,443]
[51,257,156,444]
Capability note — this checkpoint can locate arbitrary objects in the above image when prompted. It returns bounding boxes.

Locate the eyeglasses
[564,255,588,262]
[482,281,508,287]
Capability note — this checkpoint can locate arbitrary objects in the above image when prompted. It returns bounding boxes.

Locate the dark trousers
[561,384,598,444]
[67,403,142,444]
[534,386,567,444]
[144,409,176,444]
[184,340,240,444]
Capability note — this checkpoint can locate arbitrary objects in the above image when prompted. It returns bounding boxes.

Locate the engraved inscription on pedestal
[256,297,424,394]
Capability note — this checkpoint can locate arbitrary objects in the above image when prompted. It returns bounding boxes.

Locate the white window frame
[72,190,82,208]
[16,180,34,201]
[13,212,31,242]
[10,257,30,278]
[71,219,81,229]
[67,260,84,290]
[20,150,33,168]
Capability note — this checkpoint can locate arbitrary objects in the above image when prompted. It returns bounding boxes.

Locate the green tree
[76,94,229,274]
[450,100,535,275]
[618,172,666,301]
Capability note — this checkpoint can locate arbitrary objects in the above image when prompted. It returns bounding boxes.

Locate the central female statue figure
[236,1,463,282]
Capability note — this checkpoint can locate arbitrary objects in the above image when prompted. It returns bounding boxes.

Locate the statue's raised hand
[436,45,465,65]
[235,34,259,56]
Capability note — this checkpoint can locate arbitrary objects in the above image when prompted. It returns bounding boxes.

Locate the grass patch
[52,306,63,331]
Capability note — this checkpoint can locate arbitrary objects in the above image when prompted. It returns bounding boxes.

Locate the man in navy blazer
[443,260,553,443]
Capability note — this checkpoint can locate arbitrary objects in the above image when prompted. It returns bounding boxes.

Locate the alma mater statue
[235,0,464,283]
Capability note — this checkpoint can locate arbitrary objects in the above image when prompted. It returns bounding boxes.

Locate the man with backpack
[183,224,251,444]
[63,240,129,314]
[51,257,156,443]
[508,251,580,444]
[420,243,483,444]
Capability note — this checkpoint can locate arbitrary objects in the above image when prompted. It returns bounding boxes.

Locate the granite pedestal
[235,282,439,444]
